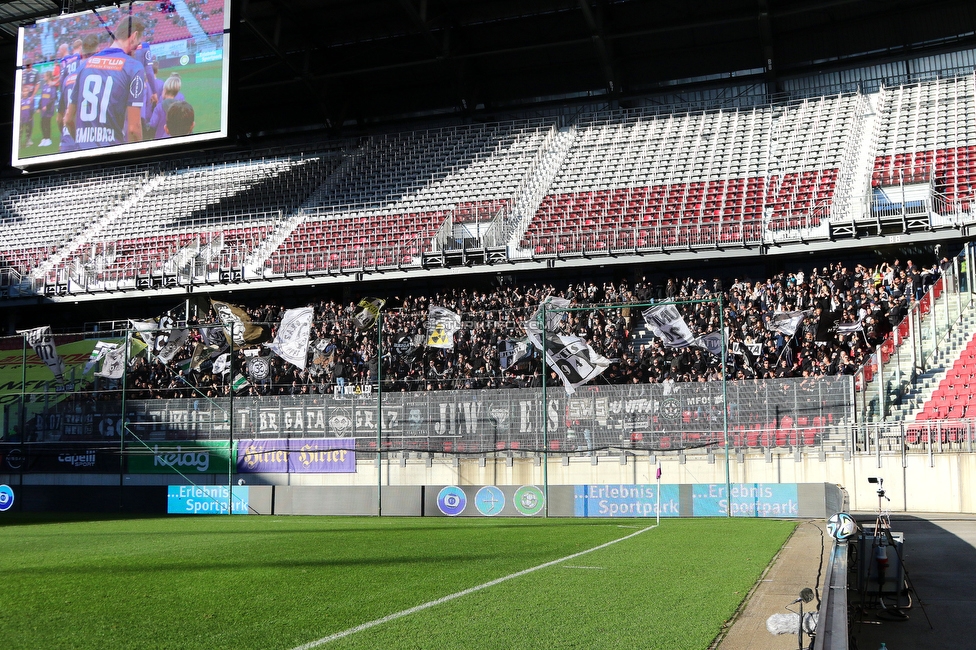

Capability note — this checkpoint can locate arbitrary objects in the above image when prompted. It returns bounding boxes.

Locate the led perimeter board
[12,1,230,168]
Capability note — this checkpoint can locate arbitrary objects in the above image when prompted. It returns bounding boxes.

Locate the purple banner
[237,438,356,473]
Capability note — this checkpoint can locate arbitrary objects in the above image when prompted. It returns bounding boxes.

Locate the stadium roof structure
[1,0,976,157]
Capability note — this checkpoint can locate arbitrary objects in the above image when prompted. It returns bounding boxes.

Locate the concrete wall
[3,450,974,513]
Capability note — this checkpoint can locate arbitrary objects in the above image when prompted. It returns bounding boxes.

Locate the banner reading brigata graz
[22,376,854,452]
[126,441,233,474]
[237,438,355,473]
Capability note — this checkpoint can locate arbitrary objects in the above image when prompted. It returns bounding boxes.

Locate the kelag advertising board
[127,441,232,474]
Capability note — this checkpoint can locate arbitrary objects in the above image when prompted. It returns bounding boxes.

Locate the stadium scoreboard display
[12,0,230,168]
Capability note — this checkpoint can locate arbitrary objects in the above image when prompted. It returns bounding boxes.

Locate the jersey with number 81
[68,47,145,150]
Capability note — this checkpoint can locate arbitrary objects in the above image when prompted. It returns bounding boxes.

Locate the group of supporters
[19,15,194,154]
[119,255,945,400]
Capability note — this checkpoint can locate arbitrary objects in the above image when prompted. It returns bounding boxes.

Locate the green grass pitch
[0,515,796,650]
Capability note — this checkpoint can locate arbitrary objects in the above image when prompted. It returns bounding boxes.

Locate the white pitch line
[291,523,657,649]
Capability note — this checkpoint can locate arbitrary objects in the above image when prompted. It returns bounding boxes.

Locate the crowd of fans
[116,255,945,400]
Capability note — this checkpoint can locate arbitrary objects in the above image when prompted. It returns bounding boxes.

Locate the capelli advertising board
[0,443,118,473]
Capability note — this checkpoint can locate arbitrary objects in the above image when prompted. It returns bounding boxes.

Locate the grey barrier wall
[0,482,845,518]
[8,377,855,454]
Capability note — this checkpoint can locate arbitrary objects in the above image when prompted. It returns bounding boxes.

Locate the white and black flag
[157,328,190,365]
[524,322,613,395]
[766,310,811,336]
[247,356,272,383]
[498,337,533,372]
[19,325,66,383]
[426,306,462,349]
[531,296,571,332]
[693,330,726,358]
[265,307,313,370]
[94,343,126,379]
[834,318,864,335]
[642,304,696,348]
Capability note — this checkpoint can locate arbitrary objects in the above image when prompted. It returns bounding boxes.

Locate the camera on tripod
[868,476,886,499]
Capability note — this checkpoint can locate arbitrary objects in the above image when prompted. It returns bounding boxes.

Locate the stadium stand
[870,73,976,226]
[518,93,865,257]
[263,119,557,274]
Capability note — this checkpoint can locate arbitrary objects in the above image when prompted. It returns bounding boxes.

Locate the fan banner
[693,331,725,357]
[525,322,612,395]
[265,307,313,370]
[94,343,126,379]
[498,337,533,372]
[84,341,119,374]
[352,297,386,330]
[766,310,812,336]
[426,306,462,349]
[18,326,66,382]
[531,296,571,331]
[157,329,190,365]
[834,319,864,334]
[211,301,266,345]
[211,353,231,376]
[642,304,695,348]
[237,438,356,473]
[246,356,271,383]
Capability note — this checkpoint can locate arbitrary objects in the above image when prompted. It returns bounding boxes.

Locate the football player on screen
[64,16,147,149]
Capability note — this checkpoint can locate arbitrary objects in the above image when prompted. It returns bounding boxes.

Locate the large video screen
[12,1,230,168]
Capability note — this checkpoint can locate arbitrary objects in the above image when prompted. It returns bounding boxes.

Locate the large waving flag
[18,326,66,383]
[94,343,126,379]
[766,310,812,336]
[531,296,571,331]
[265,307,314,370]
[426,306,462,349]
[211,300,266,346]
[352,297,386,330]
[642,304,695,348]
[524,321,613,395]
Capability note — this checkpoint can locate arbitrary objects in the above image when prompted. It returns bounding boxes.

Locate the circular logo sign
[513,485,545,516]
[179,54,190,66]
[660,397,681,421]
[475,486,505,516]
[0,485,14,512]
[3,449,25,470]
[437,486,467,516]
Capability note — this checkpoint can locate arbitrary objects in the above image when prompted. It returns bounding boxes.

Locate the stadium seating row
[2,76,976,288]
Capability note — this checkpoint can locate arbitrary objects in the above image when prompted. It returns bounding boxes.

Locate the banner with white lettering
[641,304,695,348]
[18,326,66,383]
[525,322,612,395]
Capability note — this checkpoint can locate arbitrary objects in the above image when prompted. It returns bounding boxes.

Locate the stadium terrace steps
[881,290,976,423]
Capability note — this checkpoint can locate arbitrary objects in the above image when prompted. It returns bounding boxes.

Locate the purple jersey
[39,82,57,118]
[68,47,146,149]
[20,95,34,126]
[58,52,83,114]
[134,43,158,122]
